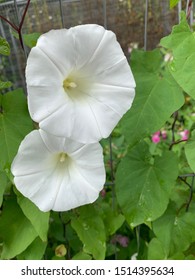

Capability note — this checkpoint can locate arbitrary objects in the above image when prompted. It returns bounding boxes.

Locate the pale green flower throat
[59,152,68,163]
[63,78,78,90]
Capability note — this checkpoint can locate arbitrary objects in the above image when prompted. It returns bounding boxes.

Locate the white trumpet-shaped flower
[26,24,136,143]
[11,129,105,212]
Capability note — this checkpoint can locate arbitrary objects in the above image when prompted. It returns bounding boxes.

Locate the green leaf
[12,32,41,48]
[100,203,125,236]
[0,171,7,206]
[161,12,190,50]
[17,237,47,260]
[71,205,106,260]
[185,130,195,172]
[160,12,195,99]
[153,202,195,256]
[121,49,184,146]
[17,193,50,242]
[170,0,180,8]
[147,238,167,259]
[0,196,38,259]
[0,81,12,90]
[0,36,10,56]
[23,33,41,48]
[0,89,33,170]
[72,251,92,260]
[115,141,179,227]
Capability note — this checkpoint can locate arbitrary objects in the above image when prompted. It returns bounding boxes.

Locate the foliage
[0,36,12,91]
[170,0,180,9]
[1,11,195,260]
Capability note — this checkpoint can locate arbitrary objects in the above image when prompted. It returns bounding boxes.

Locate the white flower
[11,129,105,212]
[26,24,136,143]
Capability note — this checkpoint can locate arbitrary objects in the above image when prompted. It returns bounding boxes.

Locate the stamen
[69,82,77,88]
[59,153,67,163]
[63,78,77,90]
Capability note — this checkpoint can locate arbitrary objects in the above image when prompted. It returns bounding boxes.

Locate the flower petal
[11,130,55,176]
[26,25,136,143]
[36,29,76,76]
[26,47,63,87]
[11,130,105,212]
[39,97,102,142]
[77,26,129,76]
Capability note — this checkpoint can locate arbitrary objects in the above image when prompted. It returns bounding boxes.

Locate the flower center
[62,71,93,100]
[63,78,78,90]
[59,152,68,163]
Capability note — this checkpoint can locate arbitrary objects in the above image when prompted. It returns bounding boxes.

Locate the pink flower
[151,131,161,143]
[100,188,106,198]
[111,234,129,248]
[161,130,167,140]
[179,130,189,141]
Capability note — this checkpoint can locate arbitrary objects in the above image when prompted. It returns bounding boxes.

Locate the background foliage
[1,3,195,260]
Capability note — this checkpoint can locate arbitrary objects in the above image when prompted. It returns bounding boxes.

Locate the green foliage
[161,12,195,99]
[0,36,12,92]
[0,171,7,206]
[72,251,92,260]
[17,237,47,260]
[0,36,10,56]
[71,205,106,260]
[17,193,50,242]
[1,10,195,260]
[120,49,184,147]
[185,130,195,172]
[12,32,41,48]
[100,202,125,235]
[149,202,195,259]
[170,0,180,9]
[0,81,12,90]
[116,141,178,227]
[0,89,33,171]
[0,196,38,259]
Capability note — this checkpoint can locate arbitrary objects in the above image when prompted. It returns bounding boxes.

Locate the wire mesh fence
[0,0,181,89]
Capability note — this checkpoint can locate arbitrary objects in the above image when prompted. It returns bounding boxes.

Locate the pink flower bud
[161,130,167,140]
[152,133,161,143]
[179,129,189,141]
[111,234,129,247]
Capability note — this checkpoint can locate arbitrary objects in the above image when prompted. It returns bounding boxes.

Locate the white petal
[27,85,68,121]
[78,27,128,75]
[36,29,76,76]
[26,47,63,86]
[39,97,102,142]
[52,147,105,211]
[26,25,136,143]
[11,130,105,212]
[93,58,136,88]
[11,130,55,176]
[72,24,106,68]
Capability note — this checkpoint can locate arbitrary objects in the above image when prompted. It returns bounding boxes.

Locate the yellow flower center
[63,78,78,90]
[59,152,68,163]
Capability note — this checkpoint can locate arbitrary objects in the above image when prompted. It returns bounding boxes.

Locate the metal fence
[0,0,181,89]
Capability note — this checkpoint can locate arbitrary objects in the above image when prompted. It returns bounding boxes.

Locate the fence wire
[0,0,180,90]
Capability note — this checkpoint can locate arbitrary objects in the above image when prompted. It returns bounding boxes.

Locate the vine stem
[179,173,195,178]
[0,0,31,50]
[170,111,178,144]
[178,175,194,212]
[169,139,187,150]
[186,0,193,20]
[59,212,71,259]
[186,176,194,212]
[169,111,188,150]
